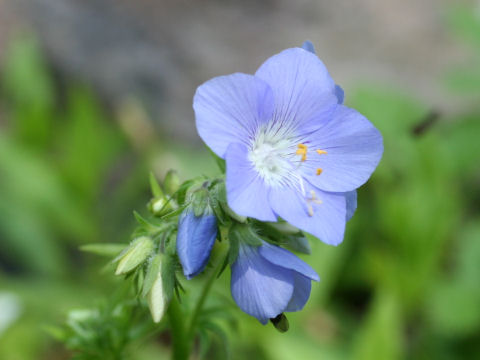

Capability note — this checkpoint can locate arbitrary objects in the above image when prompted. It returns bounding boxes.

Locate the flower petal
[176,209,217,279]
[345,190,357,221]
[255,48,338,134]
[300,40,344,104]
[335,85,345,104]
[269,184,346,246]
[285,274,312,312]
[301,40,315,53]
[231,244,294,324]
[225,142,277,222]
[259,242,319,281]
[302,105,383,192]
[194,73,274,158]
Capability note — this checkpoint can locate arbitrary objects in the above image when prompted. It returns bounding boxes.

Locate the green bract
[114,236,154,275]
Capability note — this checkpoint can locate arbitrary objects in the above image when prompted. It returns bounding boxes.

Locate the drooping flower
[176,207,218,279]
[231,240,319,324]
[194,42,383,245]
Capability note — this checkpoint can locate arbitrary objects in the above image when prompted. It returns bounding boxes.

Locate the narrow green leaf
[149,172,164,198]
[80,243,126,257]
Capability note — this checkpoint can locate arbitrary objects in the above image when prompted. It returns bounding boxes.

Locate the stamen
[316,168,323,175]
[307,204,314,217]
[296,144,308,162]
[316,149,327,155]
[306,190,322,216]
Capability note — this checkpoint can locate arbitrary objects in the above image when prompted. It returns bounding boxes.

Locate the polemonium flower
[231,241,319,324]
[176,207,218,279]
[194,43,383,245]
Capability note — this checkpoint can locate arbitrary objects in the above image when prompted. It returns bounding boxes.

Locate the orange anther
[296,144,308,162]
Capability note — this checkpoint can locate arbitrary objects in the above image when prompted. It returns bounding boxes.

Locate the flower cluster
[178,41,383,323]
[109,41,383,328]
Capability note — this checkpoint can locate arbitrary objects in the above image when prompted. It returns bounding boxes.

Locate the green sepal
[142,254,162,298]
[207,146,226,173]
[175,177,204,206]
[254,221,311,254]
[270,313,289,333]
[80,243,126,257]
[208,182,229,225]
[192,188,209,217]
[283,235,311,254]
[157,205,186,221]
[228,223,262,263]
[239,224,263,247]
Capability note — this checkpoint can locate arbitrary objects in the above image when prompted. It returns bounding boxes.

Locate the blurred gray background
[0,0,471,141]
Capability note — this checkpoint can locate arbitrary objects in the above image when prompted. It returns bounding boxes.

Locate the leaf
[203,321,231,359]
[149,172,164,198]
[133,210,152,228]
[79,243,126,257]
[351,289,403,360]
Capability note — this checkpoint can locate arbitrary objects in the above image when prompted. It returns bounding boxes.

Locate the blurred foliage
[0,3,479,359]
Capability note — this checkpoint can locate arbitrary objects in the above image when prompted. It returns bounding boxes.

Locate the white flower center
[248,122,304,190]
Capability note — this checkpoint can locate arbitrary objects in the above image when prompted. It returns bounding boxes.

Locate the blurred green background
[1,2,480,360]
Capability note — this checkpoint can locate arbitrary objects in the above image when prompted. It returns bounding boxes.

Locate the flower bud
[270,313,289,333]
[148,197,173,217]
[177,206,218,279]
[148,269,167,323]
[115,236,154,275]
[163,170,180,196]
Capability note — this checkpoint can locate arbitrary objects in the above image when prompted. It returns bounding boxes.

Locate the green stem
[187,243,229,342]
[168,298,190,360]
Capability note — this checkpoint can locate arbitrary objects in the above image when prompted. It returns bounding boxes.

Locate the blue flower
[231,241,319,324]
[194,43,383,245]
[176,207,218,279]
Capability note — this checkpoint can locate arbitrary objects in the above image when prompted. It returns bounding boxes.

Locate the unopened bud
[148,197,173,216]
[115,236,154,275]
[270,313,289,333]
[163,170,180,196]
[148,270,167,323]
